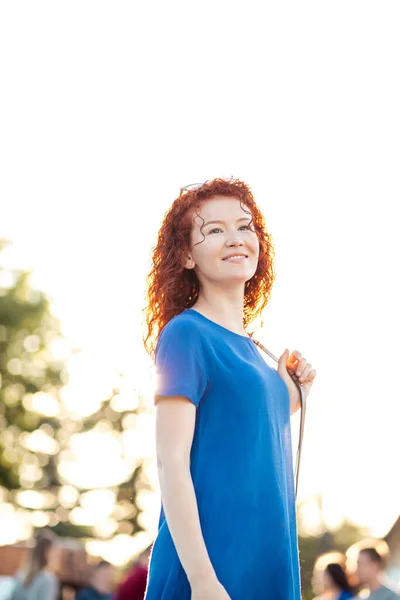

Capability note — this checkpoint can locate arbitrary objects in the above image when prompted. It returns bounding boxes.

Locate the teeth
[224,255,247,260]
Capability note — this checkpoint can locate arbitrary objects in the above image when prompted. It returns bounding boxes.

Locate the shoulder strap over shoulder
[251,338,307,498]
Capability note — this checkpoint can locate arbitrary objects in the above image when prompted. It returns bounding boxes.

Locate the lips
[222,254,248,261]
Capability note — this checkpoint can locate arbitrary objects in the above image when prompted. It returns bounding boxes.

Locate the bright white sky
[1,0,399,554]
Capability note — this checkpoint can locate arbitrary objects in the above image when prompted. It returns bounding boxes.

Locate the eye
[208,227,223,234]
[238,224,252,231]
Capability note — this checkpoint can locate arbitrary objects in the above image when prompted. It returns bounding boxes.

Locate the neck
[368,574,383,592]
[324,590,341,599]
[194,284,246,336]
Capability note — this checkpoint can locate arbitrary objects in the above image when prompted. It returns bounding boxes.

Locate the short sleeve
[33,573,59,600]
[155,318,209,407]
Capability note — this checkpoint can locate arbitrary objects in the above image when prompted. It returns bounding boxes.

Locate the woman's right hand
[191,578,231,599]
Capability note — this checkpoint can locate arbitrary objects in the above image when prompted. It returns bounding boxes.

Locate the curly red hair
[143,178,275,356]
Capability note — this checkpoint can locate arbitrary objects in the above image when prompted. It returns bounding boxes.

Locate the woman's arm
[155,396,221,590]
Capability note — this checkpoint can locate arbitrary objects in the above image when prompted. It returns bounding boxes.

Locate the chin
[225,273,255,285]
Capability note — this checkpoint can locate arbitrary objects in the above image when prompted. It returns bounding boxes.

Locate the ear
[184,253,195,270]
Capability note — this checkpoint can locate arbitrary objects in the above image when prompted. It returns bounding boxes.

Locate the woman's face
[186,196,260,288]
[311,568,324,594]
[322,569,334,591]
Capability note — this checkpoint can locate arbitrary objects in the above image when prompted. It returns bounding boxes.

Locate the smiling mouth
[222,254,248,261]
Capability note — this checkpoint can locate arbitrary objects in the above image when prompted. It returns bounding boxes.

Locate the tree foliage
[0,240,153,549]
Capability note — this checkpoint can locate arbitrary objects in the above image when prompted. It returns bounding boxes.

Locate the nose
[225,235,244,247]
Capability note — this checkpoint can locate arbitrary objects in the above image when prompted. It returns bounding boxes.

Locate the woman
[143,178,316,599]
[10,531,58,600]
[316,563,355,599]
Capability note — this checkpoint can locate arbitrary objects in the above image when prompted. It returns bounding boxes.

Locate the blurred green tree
[0,239,67,491]
[0,239,153,548]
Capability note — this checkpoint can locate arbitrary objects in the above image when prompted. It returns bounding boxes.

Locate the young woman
[10,531,58,600]
[143,178,316,600]
[319,563,355,599]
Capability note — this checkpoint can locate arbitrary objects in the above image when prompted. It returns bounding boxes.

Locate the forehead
[194,196,251,223]
[357,553,370,565]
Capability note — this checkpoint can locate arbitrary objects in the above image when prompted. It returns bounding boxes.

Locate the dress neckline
[187,309,252,341]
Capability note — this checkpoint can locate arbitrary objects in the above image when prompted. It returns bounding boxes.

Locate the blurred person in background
[9,530,58,600]
[312,562,355,599]
[356,547,400,599]
[114,547,151,600]
[76,561,114,600]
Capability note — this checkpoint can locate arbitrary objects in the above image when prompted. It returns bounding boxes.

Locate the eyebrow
[202,217,252,227]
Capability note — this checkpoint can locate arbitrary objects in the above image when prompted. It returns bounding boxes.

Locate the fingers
[289,350,301,364]
[278,348,290,368]
[287,350,316,384]
[299,367,317,384]
[287,350,302,374]
[298,363,312,383]
[295,358,307,378]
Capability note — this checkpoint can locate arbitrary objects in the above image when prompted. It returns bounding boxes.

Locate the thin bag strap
[251,338,306,497]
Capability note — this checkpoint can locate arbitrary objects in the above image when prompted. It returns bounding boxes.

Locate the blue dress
[145,309,301,600]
